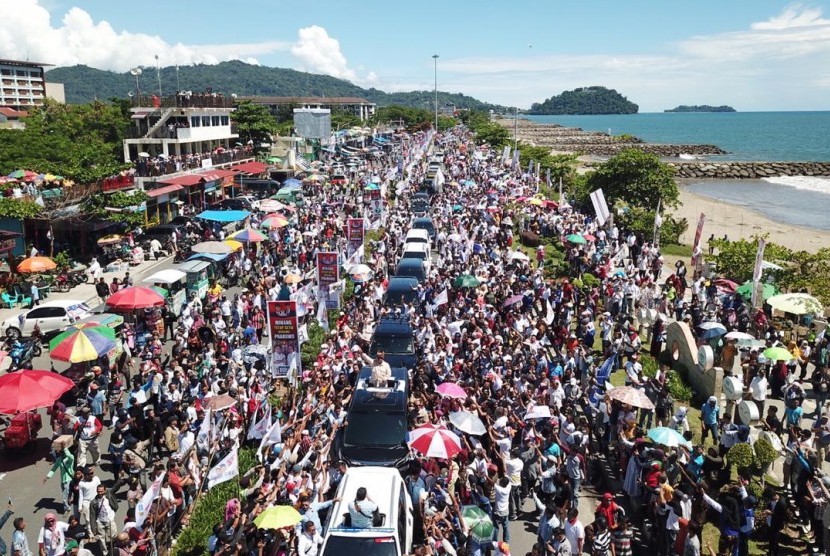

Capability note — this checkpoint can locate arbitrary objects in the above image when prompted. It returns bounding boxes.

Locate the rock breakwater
[670,161,830,179]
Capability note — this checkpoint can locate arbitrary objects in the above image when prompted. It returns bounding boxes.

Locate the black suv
[369,314,417,369]
[335,366,410,468]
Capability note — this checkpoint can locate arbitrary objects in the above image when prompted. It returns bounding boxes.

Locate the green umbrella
[735,281,778,300]
[763,347,794,362]
[149,286,169,298]
[453,274,480,288]
[566,234,587,245]
[266,156,283,164]
[461,506,493,543]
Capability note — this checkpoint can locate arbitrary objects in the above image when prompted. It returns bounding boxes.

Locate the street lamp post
[155,55,162,98]
[175,65,180,93]
[432,54,439,131]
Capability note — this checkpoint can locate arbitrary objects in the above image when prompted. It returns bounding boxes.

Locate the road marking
[0,473,7,481]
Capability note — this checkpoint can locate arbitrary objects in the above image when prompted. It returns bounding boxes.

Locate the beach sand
[674,186,830,252]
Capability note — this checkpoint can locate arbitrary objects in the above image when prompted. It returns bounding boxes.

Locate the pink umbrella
[436,382,467,399]
[583,234,596,242]
[408,424,462,459]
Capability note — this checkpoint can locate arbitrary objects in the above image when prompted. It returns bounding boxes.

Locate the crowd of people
[17,125,830,556]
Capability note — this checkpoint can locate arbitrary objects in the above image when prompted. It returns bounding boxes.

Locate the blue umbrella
[699,321,726,340]
[283,178,302,188]
[648,427,691,447]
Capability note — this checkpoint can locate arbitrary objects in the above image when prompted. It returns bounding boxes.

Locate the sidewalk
[0,254,175,322]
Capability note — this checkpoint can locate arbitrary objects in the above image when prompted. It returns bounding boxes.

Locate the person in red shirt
[595,492,621,530]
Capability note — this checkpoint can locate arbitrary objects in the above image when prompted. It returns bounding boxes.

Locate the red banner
[266,300,300,380]
[347,217,364,256]
[316,252,339,287]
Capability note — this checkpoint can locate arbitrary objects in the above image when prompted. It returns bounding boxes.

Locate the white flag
[433,289,449,307]
[257,418,283,462]
[196,408,212,452]
[317,299,330,333]
[545,300,555,326]
[207,447,239,489]
[135,473,164,528]
[297,324,309,345]
[247,404,272,440]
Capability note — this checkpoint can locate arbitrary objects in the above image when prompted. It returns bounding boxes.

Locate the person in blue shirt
[700,395,721,444]
[297,493,339,536]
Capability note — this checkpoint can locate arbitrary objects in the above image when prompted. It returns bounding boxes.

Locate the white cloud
[0,0,289,71]
[433,3,830,111]
[289,25,378,86]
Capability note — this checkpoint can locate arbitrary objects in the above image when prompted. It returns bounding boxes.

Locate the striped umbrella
[230,228,267,243]
[49,323,117,363]
[408,423,462,459]
[262,214,289,229]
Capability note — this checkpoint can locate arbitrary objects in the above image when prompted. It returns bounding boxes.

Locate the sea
[525,112,830,229]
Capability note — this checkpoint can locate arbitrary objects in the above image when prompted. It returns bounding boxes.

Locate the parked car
[2,300,92,340]
[335,367,409,467]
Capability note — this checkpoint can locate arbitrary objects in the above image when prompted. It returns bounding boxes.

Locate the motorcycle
[6,338,42,369]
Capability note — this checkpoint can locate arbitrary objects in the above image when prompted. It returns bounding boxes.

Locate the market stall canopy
[142,269,187,284]
[187,253,228,262]
[106,286,165,310]
[191,241,233,255]
[196,210,250,223]
[767,292,824,315]
[232,161,268,174]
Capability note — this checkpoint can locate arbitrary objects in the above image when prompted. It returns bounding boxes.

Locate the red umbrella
[0,370,74,414]
[408,424,462,459]
[106,286,165,310]
[543,200,559,209]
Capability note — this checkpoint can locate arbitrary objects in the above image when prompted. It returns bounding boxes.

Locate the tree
[581,148,679,211]
[516,143,578,185]
[474,123,511,148]
[0,198,42,219]
[232,100,277,143]
[83,190,150,231]
[528,86,638,115]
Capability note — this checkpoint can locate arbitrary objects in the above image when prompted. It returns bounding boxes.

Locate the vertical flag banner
[267,300,300,380]
[751,238,766,308]
[690,213,706,269]
[501,146,511,165]
[346,217,365,260]
[589,189,610,226]
[135,473,164,528]
[316,252,339,287]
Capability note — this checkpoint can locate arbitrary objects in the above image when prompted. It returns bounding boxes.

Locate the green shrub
[641,355,693,401]
[174,448,257,556]
[753,438,779,470]
[726,443,754,474]
[582,273,600,288]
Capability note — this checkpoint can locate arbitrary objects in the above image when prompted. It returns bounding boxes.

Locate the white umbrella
[767,293,824,315]
[524,404,552,420]
[507,250,529,262]
[448,411,487,436]
[725,331,755,341]
[138,152,150,158]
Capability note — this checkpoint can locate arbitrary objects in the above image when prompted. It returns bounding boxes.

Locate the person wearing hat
[65,538,93,555]
[74,408,102,468]
[700,396,721,445]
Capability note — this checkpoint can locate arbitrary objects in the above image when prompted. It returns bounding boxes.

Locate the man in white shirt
[493,477,512,542]
[90,485,117,555]
[37,513,69,556]
[504,449,524,520]
[77,468,101,535]
[297,521,324,556]
[563,508,585,556]
[750,370,768,418]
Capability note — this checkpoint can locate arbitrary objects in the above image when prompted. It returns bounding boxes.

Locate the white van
[321,467,414,556]
[400,242,431,274]
[403,229,431,251]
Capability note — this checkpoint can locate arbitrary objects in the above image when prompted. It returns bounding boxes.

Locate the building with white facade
[241,96,376,121]
[0,59,54,110]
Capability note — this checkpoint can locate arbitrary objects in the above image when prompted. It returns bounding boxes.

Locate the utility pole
[513,106,518,150]
[432,54,439,131]
[155,55,162,98]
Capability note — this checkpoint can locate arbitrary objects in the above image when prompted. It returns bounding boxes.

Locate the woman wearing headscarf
[37,513,69,556]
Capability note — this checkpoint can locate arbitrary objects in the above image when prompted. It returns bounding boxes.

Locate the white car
[2,299,92,339]
[236,195,261,211]
[321,466,413,556]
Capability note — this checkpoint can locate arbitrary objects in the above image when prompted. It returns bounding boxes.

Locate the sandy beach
[675,185,830,252]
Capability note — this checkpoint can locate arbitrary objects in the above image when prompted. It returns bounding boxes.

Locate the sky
[1,0,829,111]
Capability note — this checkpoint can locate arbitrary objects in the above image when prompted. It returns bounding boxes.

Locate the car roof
[412,217,434,225]
[36,299,88,309]
[387,277,418,289]
[328,467,405,534]
[402,243,429,253]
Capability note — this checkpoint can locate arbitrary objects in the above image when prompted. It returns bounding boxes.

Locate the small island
[527,86,638,115]
[664,105,736,113]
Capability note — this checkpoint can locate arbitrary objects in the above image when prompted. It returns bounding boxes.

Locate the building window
[0,69,10,76]
[221,115,229,126]
[202,116,210,126]
[191,116,201,127]
[15,70,26,76]
[211,116,220,126]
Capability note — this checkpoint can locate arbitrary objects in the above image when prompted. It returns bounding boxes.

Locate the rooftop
[0,59,53,68]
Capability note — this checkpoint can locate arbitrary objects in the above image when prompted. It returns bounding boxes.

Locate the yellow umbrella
[306,174,323,182]
[527,198,543,206]
[284,273,302,285]
[224,239,243,251]
[253,505,302,530]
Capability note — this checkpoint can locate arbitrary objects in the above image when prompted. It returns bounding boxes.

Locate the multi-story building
[0,59,53,110]
[241,96,377,121]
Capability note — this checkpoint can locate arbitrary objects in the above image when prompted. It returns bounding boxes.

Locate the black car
[369,314,416,370]
[411,199,429,216]
[234,177,281,194]
[143,223,185,240]
[212,197,253,211]
[411,217,436,243]
[394,258,426,283]
[335,366,410,468]
[384,277,419,307]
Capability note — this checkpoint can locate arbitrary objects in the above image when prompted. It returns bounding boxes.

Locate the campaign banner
[690,213,706,269]
[346,217,365,260]
[751,238,766,308]
[266,300,300,380]
[589,189,610,226]
[316,252,339,287]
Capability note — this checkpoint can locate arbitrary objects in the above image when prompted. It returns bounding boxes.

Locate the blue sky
[2,0,830,111]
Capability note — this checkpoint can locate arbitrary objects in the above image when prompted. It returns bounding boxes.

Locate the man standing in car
[359,349,391,387]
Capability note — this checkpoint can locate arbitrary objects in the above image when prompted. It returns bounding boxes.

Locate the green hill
[527,86,638,115]
[45,61,505,111]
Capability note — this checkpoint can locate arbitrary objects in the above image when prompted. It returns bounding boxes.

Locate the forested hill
[664,105,736,113]
[527,86,638,115]
[45,61,505,111]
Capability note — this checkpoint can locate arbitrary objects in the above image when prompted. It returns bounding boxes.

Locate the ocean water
[684,179,830,231]
[524,112,830,162]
